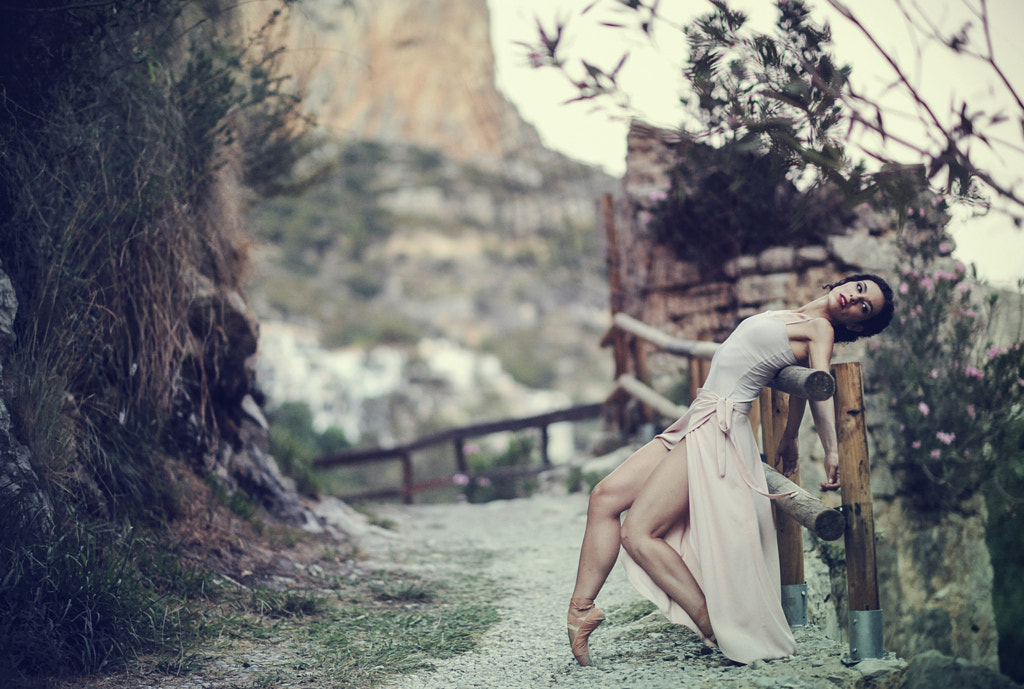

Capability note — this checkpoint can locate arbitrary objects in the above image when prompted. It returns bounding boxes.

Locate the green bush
[868,257,1022,509]
[268,401,352,497]
[457,436,538,503]
[868,244,1024,681]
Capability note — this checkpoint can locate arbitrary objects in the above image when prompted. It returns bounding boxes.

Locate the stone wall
[614,121,1000,670]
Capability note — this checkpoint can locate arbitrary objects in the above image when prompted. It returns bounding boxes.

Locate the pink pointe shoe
[567,597,606,666]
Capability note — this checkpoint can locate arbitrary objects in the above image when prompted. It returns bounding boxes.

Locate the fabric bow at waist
[691,388,797,500]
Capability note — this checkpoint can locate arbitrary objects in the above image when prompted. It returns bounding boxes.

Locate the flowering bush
[454,436,538,504]
[869,257,1024,511]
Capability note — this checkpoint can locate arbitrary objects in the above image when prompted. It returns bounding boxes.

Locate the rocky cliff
[240,0,545,165]
[236,0,618,450]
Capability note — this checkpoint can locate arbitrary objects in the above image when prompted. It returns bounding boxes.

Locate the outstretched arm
[810,398,840,490]
[802,319,841,491]
[775,395,807,477]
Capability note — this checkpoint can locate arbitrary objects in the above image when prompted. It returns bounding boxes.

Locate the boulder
[901,650,1021,689]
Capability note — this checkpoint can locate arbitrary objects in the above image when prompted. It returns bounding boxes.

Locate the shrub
[268,401,352,497]
[868,243,1024,682]
[868,255,1022,510]
[457,436,538,503]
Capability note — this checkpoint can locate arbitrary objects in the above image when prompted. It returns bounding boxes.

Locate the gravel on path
[316,493,907,689]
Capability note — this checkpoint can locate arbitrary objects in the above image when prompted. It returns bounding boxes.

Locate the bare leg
[567,440,668,665]
[571,439,669,600]
[620,439,714,640]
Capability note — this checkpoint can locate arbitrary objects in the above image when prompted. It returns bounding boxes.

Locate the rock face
[238,0,619,451]
[876,494,999,668]
[0,264,53,533]
[240,0,544,165]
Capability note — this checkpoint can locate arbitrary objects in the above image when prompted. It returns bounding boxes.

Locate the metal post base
[845,609,886,663]
[781,584,808,627]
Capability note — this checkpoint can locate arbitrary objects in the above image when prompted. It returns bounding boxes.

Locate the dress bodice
[701,311,801,403]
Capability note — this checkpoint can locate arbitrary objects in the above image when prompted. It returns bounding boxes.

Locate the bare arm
[805,320,840,491]
[776,395,806,477]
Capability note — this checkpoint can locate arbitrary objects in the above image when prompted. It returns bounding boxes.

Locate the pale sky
[487,0,1024,289]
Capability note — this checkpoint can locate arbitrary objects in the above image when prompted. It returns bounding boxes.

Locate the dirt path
[315,493,907,689]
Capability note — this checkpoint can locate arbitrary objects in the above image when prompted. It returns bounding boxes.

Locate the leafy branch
[521,0,1024,226]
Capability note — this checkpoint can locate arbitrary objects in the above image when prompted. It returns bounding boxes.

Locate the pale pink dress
[620,311,805,664]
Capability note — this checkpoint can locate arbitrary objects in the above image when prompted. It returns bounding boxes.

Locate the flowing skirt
[619,389,797,664]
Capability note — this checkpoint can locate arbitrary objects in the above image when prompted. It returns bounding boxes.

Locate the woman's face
[828,279,886,328]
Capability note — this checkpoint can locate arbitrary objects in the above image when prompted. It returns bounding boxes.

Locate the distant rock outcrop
[239,0,545,166]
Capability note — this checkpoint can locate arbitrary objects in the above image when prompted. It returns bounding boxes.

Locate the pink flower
[938,239,952,251]
[955,261,966,274]
[958,308,978,319]
[987,345,1008,359]
[476,477,491,487]
[936,431,955,445]
[920,276,935,292]
[965,365,984,379]
[899,282,909,295]
[967,404,976,419]
[918,401,930,416]
[930,449,941,459]
[649,190,667,202]
[452,473,470,486]
[955,281,972,293]
[930,369,939,379]
[1018,378,1024,387]
[912,440,922,449]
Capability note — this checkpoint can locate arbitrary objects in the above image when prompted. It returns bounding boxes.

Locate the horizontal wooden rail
[611,312,835,401]
[314,403,603,469]
[612,374,687,419]
[332,465,552,503]
[612,312,720,359]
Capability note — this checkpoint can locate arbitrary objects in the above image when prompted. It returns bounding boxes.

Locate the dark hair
[823,273,895,343]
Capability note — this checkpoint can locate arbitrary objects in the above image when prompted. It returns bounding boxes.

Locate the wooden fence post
[767,389,804,587]
[401,451,414,505]
[455,438,468,474]
[833,362,884,660]
[761,388,807,626]
[540,425,551,467]
[603,194,627,433]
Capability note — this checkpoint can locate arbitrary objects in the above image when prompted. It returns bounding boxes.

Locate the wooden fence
[607,309,883,659]
[313,403,604,503]
[311,305,883,658]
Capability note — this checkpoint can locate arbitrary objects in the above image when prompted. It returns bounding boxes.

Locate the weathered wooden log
[763,463,845,541]
[771,366,835,401]
[764,389,806,584]
[612,312,719,359]
[613,374,687,420]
